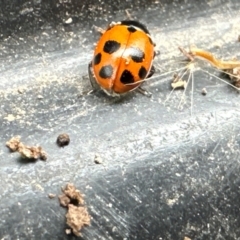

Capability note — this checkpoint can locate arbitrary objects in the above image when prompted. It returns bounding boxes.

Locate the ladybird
[88,20,157,96]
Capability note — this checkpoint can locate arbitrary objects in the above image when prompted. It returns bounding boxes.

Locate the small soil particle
[48,193,56,199]
[94,153,103,164]
[56,133,70,147]
[201,88,207,95]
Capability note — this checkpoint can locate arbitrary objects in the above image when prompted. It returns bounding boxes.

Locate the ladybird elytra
[89,20,156,95]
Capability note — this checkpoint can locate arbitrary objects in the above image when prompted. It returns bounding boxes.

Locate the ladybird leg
[146,65,155,79]
[137,65,156,97]
[137,87,152,98]
[88,61,100,91]
[125,9,133,20]
[93,25,105,34]
[154,50,160,58]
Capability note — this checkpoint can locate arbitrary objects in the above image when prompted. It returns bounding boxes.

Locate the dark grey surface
[1,0,240,239]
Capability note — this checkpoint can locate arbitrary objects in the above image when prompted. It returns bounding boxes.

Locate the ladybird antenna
[125,9,134,20]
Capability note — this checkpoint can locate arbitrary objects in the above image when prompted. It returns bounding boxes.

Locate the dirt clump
[58,183,91,237]
[6,136,47,161]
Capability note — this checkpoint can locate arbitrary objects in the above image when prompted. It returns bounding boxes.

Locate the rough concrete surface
[0,0,240,239]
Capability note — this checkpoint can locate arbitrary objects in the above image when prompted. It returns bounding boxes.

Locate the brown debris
[66,204,91,237]
[48,193,56,199]
[58,194,71,207]
[59,183,91,237]
[225,67,240,88]
[18,145,47,161]
[61,183,85,206]
[6,136,47,161]
[6,136,21,152]
[171,73,187,89]
[179,46,240,89]
[56,133,70,147]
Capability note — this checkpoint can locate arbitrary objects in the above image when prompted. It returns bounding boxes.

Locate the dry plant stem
[178,46,195,62]
[190,47,240,70]
[179,46,240,88]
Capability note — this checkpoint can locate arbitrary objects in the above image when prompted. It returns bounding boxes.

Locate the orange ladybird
[88,20,157,96]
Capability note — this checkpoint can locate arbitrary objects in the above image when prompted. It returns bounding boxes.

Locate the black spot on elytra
[138,66,147,79]
[120,70,135,84]
[127,26,137,33]
[129,47,145,63]
[154,50,160,57]
[99,65,113,79]
[94,53,101,65]
[103,40,121,54]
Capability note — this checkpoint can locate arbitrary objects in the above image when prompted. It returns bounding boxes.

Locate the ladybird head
[120,20,150,34]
